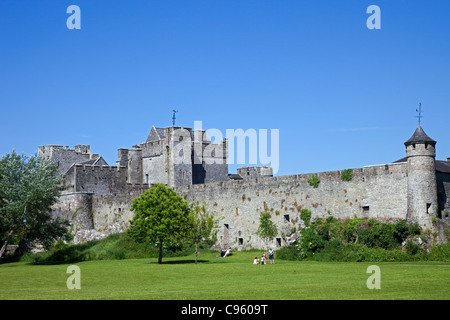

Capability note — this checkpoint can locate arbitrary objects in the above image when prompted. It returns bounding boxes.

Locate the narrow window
[224,224,229,230]
[284,214,290,222]
[276,238,281,246]
[145,174,149,184]
[426,203,431,214]
[235,208,239,216]
[238,238,243,245]
[363,205,370,212]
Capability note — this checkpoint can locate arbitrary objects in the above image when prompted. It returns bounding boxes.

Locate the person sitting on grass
[223,247,232,258]
[253,257,259,264]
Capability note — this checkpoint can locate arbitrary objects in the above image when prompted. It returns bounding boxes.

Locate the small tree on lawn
[255,211,278,248]
[0,151,71,258]
[127,183,193,264]
[190,201,220,264]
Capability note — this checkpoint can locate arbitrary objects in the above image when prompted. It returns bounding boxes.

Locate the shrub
[298,227,326,259]
[408,222,421,236]
[393,220,410,243]
[300,209,312,226]
[278,214,450,262]
[341,169,353,181]
[429,242,450,261]
[358,219,399,250]
[404,240,423,256]
[343,218,366,243]
[276,245,302,261]
[307,175,320,188]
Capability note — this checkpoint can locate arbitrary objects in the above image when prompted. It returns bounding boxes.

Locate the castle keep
[39,125,450,248]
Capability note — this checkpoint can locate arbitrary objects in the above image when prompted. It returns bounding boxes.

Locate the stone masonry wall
[175,163,409,250]
[55,163,417,250]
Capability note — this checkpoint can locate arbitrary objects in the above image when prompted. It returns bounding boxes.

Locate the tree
[0,151,71,258]
[127,183,193,264]
[190,201,220,264]
[255,211,277,247]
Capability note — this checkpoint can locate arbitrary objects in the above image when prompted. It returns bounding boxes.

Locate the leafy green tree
[255,211,277,247]
[0,151,70,258]
[127,183,193,264]
[190,201,220,264]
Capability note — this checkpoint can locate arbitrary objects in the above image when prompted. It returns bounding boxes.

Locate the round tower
[404,125,438,230]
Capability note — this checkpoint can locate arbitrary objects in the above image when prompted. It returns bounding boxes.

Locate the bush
[341,169,353,182]
[276,245,302,261]
[429,242,450,261]
[300,209,312,226]
[307,175,320,188]
[278,214,450,262]
[316,241,413,262]
[358,219,399,250]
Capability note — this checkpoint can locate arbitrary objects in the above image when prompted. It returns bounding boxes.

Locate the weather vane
[416,103,423,126]
[172,109,178,126]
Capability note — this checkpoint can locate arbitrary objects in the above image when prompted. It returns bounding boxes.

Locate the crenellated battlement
[175,162,408,194]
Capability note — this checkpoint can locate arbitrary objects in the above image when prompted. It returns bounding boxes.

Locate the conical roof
[404,125,436,146]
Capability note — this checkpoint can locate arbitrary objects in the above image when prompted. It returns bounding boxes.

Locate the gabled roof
[146,126,166,143]
[404,125,436,146]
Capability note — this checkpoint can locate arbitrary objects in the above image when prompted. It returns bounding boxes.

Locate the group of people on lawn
[220,247,275,264]
[253,248,275,265]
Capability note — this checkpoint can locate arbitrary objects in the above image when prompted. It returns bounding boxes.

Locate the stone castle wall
[175,162,409,249]
[54,161,450,248]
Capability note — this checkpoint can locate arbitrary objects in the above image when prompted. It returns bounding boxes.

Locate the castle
[39,124,450,248]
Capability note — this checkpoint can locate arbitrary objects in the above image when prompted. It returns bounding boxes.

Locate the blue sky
[0,0,449,176]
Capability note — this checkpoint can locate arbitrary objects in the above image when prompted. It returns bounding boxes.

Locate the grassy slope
[1,250,449,300]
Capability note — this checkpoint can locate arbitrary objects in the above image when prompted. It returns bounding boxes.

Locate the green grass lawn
[0,250,449,300]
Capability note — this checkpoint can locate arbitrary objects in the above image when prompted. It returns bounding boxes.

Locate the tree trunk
[158,242,163,264]
[0,228,15,258]
[195,242,198,264]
